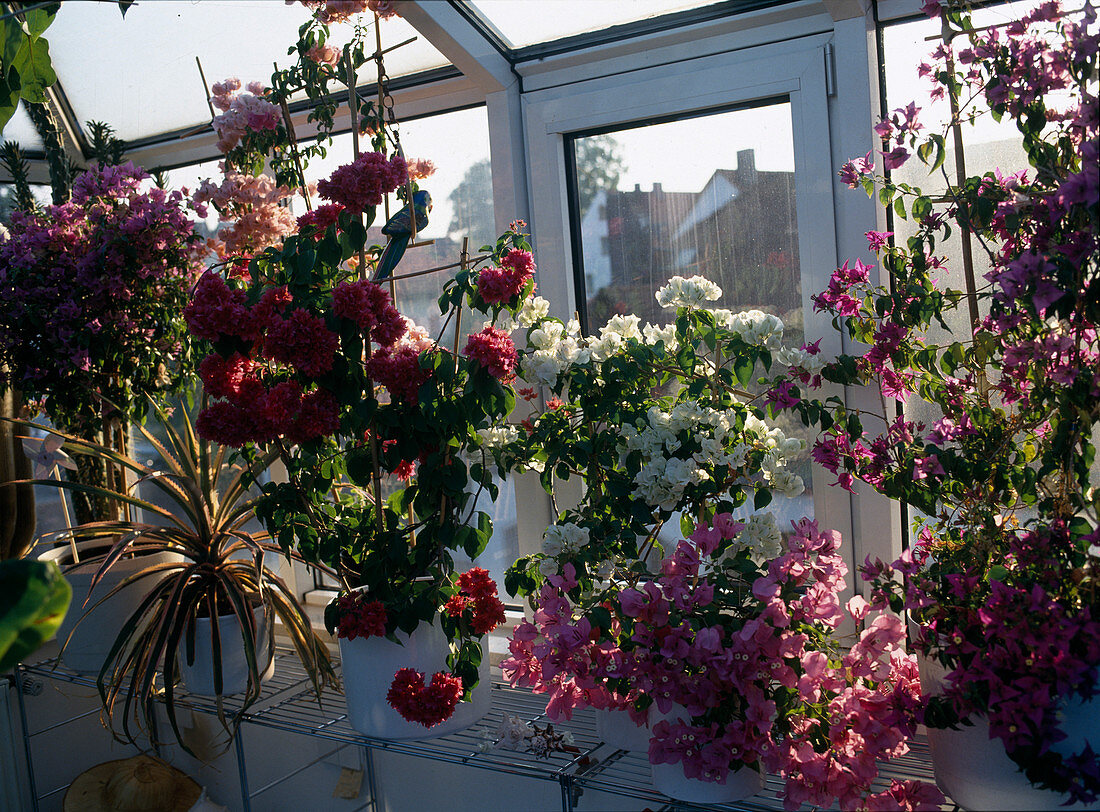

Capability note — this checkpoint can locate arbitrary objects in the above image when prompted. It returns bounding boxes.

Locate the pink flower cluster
[187,272,348,446]
[463,326,518,382]
[504,518,939,809]
[367,344,430,403]
[210,78,281,154]
[866,523,1100,804]
[289,0,397,24]
[317,152,408,213]
[0,162,203,423]
[297,203,344,236]
[387,668,464,727]
[476,248,536,305]
[192,168,297,258]
[331,279,405,345]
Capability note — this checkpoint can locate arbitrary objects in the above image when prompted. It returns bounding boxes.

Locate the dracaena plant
[767,1,1100,803]
[16,400,337,752]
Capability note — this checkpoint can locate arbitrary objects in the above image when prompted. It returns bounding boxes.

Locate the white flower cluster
[642,321,678,351]
[656,275,722,309]
[712,309,785,348]
[522,318,588,386]
[743,414,807,498]
[477,425,520,450]
[620,402,747,511]
[542,522,590,558]
[731,512,784,561]
[490,295,552,334]
[776,344,825,378]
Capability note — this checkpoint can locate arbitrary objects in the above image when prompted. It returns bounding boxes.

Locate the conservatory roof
[0,0,798,169]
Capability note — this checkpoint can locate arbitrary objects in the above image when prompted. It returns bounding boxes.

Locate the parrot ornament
[372,189,432,281]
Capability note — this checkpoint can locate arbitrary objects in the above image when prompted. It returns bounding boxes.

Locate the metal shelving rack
[15,647,944,812]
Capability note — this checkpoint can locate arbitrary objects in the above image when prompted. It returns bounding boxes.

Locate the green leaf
[23,4,60,38]
[733,356,754,388]
[753,488,772,510]
[2,19,25,66]
[0,559,71,671]
[12,36,56,103]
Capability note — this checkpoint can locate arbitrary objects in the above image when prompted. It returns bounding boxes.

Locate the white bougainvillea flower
[655,275,722,309]
[22,435,77,480]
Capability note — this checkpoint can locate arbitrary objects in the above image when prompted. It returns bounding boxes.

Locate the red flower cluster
[199,352,253,399]
[196,381,340,447]
[335,593,388,640]
[331,279,405,346]
[262,308,340,378]
[463,327,518,382]
[185,272,251,341]
[367,345,430,402]
[317,152,407,213]
[386,668,464,727]
[475,248,535,304]
[297,203,344,236]
[445,568,506,635]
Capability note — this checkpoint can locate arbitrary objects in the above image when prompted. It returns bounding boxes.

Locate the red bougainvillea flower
[317,152,407,213]
[387,668,464,727]
[445,568,507,635]
[463,326,518,382]
[335,594,388,640]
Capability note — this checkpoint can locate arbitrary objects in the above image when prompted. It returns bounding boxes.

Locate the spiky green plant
[16,399,338,751]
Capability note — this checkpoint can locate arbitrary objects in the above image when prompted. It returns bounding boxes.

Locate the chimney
[652,182,663,194]
[634,183,642,192]
[737,149,756,178]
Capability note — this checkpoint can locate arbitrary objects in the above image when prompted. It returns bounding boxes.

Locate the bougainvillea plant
[504,516,943,810]
[767,1,1099,803]
[502,274,817,598]
[187,135,535,720]
[0,161,204,521]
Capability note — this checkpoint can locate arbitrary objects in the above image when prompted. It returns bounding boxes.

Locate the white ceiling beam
[399,2,515,93]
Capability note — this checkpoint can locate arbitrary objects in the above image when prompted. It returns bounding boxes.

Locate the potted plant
[774,2,1099,807]
[505,514,943,808]
[188,145,535,736]
[14,400,337,750]
[497,277,941,806]
[0,161,203,524]
[500,275,814,739]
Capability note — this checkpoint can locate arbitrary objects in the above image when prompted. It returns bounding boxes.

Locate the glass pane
[571,101,812,523]
[46,1,449,143]
[470,0,722,48]
[0,102,45,150]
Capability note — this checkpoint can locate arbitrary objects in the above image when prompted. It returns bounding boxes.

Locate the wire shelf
[21,647,949,811]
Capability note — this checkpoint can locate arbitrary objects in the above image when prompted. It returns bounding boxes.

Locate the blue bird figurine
[372,189,432,281]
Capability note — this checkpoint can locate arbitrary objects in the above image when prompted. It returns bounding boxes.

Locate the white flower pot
[38,541,181,673]
[918,652,1098,810]
[650,760,765,804]
[595,707,652,752]
[177,604,274,697]
[647,703,765,803]
[339,620,490,740]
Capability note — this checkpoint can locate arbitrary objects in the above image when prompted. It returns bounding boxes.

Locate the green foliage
[0,558,70,671]
[9,402,336,752]
[0,2,59,131]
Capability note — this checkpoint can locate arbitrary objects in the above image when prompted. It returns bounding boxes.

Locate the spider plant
[15,398,338,751]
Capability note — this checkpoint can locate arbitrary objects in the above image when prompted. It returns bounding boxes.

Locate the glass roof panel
[468,0,721,48]
[1,102,46,151]
[45,1,450,144]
